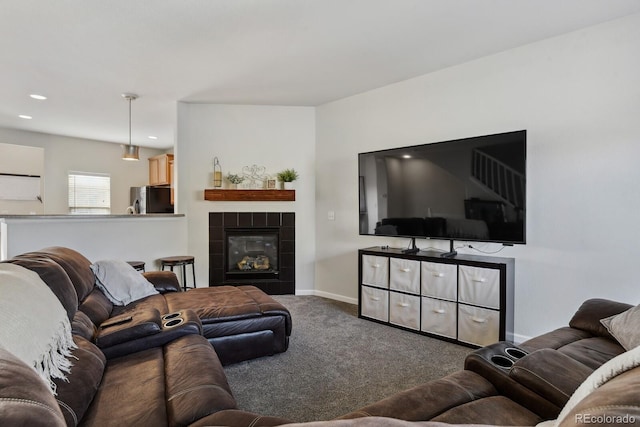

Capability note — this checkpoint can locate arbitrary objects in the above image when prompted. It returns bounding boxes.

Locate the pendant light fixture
[121,93,140,161]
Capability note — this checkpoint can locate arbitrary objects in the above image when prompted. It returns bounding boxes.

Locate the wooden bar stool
[160,256,196,291]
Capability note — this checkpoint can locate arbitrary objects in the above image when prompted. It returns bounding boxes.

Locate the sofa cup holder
[162,312,181,320]
[490,355,514,369]
[163,318,184,328]
[485,344,528,370]
[505,347,527,359]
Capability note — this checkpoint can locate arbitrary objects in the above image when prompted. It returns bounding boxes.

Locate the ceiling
[2,1,639,149]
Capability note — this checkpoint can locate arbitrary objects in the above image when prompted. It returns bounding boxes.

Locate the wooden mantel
[204,189,295,202]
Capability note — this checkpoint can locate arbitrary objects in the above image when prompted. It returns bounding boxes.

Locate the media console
[358,246,514,348]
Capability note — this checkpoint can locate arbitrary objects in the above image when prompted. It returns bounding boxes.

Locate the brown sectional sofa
[321,299,637,426]
[194,299,638,427]
[1,246,639,426]
[10,246,292,365]
[0,246,292,426]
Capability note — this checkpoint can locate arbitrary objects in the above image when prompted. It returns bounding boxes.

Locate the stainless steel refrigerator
[130,186,173,214]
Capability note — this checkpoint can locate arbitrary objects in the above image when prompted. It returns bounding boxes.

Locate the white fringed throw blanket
[0,263,77,394]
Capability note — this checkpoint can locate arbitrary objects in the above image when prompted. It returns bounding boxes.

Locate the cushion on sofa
[432,396,541,425]
[71,311,98,342]
[91,259,158,306]
[0,347,66,427]
[509,349,594,408]
[78,288,114,326]
[544,343,640,427]
[6,255,78,321]
[188,409,292,427]
[53,336,106,427]
[600,304,640,351]
[556,337,626,370]
[165,285,290,325]
[337,370,497,421]
[80,334,236,426]
[81,346,169,426]
[164,334,237,425]
[568,298,633,339]
[28,247,97,302]
[521,326,593,352]
[143,270,183,293]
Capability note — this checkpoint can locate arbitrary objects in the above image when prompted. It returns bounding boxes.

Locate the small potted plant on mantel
[277,168,299,190]
[226,173,245,189]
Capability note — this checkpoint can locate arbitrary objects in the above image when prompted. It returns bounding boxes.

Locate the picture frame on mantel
[267,179,277,189]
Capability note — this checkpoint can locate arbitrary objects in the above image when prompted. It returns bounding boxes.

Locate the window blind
[68,172,111,214]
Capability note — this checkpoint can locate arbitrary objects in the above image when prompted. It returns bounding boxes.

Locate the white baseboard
[295,289,358,305]
[511,332,532,345]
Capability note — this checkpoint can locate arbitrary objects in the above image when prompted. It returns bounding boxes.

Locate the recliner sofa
[9,246,292,365]
[0,246,293,426]
[191,298,640,426]
[1,246,639,426]
[325,298,638,426]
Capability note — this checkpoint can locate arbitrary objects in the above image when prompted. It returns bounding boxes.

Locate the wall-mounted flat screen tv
[358,130,526,245]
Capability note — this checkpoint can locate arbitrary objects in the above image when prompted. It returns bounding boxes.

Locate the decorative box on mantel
[204,189,295,202]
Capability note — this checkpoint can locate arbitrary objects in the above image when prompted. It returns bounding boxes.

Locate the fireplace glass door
[226,230,278,279]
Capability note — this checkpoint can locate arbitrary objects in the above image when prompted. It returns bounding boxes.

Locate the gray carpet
[223,295,472,423]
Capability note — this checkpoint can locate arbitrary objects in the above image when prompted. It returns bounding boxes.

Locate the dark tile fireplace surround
[209,212,295,295]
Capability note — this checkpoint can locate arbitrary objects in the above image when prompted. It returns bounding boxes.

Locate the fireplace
[226,229,279,281]
[209,212,295,294]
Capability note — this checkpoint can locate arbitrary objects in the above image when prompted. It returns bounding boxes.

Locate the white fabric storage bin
[458,265,500,309]
[389,258,420,294]
[389,292,420,330]
[421,262,457,301]
[421,297,457,339]
[361,255,389,288]
[361,286,389,322]
[457,304,499,347]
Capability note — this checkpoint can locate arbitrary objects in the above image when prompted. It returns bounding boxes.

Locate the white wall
[315,14,640,340]
[0,128,165,214]
[2,216,188,271]
[177,104,316,291]
[0,143,44,214]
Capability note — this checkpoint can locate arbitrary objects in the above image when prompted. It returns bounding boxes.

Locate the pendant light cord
[129,97,131,146]
[128,96,132,147]
[121,93,140,160]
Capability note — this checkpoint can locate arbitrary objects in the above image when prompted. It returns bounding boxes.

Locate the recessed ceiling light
[29,94,47,100]
[148,136,158,140]
[402,154,412,159]
[19,114,33,119]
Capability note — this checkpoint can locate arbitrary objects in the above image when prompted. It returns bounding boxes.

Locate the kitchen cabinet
[149,154,173,186]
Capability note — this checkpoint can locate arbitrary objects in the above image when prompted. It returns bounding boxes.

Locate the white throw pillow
[600,304,640,351]
[91,260,158,306]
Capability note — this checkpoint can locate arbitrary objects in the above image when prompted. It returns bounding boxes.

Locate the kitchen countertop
[0,214,184,219]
